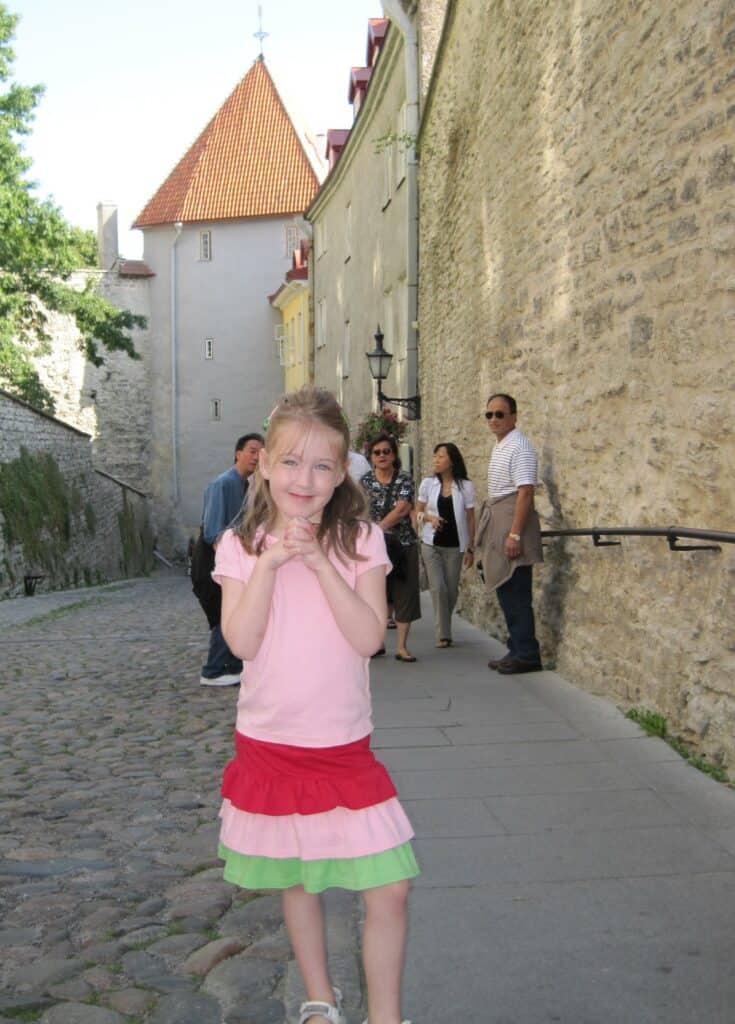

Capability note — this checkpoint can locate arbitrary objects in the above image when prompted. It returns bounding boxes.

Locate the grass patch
[22,598,96,628]
[626,708,730,784]
[626,708,666,738]
[3,1010,42,1022]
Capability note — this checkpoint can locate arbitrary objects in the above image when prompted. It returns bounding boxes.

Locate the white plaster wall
[310,29,409,434]
[143,217,291,551]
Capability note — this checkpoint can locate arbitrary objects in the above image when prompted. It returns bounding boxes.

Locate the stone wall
[32,269,152,495]
[0,390,153,598]
[417,1,735,765]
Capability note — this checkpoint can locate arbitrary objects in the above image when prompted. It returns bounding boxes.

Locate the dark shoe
[372,647,386,657]
[395,652,417,662]
[200,672,241,687]
[386,617,397,629]
[496,657,543,675]
[487,653,512,670]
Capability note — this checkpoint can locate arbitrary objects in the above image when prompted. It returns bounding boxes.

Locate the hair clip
[262,403,281,433]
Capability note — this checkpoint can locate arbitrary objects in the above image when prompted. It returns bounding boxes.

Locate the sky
[8,0,381,257]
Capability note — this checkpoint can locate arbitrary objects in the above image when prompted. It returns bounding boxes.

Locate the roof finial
[254,4,268,59]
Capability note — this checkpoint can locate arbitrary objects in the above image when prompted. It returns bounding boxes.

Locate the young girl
[214,388,418,1024]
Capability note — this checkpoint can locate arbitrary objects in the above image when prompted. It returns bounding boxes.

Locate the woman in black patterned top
[360,431,421,662]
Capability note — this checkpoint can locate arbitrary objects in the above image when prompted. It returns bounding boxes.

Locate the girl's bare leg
[282,886,335,1021]
[362,880,409,1024]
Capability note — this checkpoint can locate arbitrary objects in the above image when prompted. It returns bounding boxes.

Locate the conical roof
[134,59,319,227]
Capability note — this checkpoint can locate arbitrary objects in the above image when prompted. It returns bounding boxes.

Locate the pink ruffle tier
[219,796,415,861]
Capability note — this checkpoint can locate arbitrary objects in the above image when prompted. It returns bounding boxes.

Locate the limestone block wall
[32,269,152,495]
[0,391,153,598]
[418,0,735,765]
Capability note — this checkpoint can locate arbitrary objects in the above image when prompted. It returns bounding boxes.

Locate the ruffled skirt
[218,732,420,894]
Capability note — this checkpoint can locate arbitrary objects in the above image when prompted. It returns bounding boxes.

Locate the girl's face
[260,420,346,527]
[370,441,395,471]
[433,446,451,475]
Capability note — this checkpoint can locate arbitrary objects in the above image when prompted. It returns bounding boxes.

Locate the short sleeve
[418,477,431,503]
[212,529,256,585]
[355,522,392,577]
[395,472,414,504]
[510,445,538,487]
[462,479,477,509]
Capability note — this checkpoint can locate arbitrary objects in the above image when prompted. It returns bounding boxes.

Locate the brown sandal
[436,639,452,648]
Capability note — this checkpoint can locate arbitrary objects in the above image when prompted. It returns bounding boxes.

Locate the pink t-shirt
[213,522,390,748]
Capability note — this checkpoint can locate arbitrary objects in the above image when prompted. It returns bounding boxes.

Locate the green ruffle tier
[219,840,420,894]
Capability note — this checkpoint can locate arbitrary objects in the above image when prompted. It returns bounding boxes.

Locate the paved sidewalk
[370,606,735,1023]
[1,573,734,1022]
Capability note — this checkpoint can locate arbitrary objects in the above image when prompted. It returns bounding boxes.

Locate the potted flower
[353,406,409,455]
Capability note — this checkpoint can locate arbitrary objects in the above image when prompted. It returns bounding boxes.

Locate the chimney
[97,203,119,269]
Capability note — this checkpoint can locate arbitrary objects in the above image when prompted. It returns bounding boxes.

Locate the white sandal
[299,987,345,1024]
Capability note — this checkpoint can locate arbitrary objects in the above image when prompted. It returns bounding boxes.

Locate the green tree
[0,4,145,413]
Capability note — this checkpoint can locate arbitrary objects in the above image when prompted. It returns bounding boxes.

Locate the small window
[204,338,214,360]
[285,224,300,258]
[396,104,408,186]
[275,324,286,366]
[199,230,212,261]
[382,141,393,209]
[316,298,327,349]
[315,220,327,259]
[297,310,304,365]
[210,398,221,421]
[342,321,351,378]
[287,319,296,367]
[345,202,352,262]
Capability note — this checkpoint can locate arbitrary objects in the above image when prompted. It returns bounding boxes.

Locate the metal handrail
[541,525,735,553]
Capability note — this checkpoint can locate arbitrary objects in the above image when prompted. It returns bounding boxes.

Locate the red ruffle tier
[221,731,397,816]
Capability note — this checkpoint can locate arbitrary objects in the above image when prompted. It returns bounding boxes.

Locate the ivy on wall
[0,445,152,594]
[0,446,86,573]
[118,491,154,577]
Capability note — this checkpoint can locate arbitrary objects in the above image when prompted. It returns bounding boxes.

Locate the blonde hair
[236,387,368,563]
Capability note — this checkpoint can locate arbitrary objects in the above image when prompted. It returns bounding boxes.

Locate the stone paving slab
[483,787,690,834]
[405,872,735,1024]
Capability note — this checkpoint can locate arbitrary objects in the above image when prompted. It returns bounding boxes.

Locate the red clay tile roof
[133,59,319,228]
[325,128,350,158]
[367,19,389,67]
[348,66,373,103]
[118,259,154,277]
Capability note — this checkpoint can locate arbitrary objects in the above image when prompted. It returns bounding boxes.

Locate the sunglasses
[372,447,393,456]
[485,410,507,420]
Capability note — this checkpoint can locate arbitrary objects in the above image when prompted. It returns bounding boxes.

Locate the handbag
[384,530,407,579]
[382,474,414,580]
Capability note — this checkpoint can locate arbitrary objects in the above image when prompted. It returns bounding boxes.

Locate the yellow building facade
[270,244,312,392]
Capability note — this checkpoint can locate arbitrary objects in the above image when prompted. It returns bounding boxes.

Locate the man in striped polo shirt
[482,393,544,673]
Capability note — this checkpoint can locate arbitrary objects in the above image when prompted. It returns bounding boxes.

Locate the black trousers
[495,564,540,663]
[191,533,221,629]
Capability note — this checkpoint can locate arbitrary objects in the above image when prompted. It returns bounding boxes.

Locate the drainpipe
[170,222,183,503]
[381,0,419,419]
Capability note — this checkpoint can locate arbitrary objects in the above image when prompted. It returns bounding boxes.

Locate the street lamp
[365,325,421,419]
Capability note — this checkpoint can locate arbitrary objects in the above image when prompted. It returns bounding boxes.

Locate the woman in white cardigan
[416,443,476,647]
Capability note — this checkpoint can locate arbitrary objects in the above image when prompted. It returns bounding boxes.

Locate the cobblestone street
[3,569,735,1023]
[0,571,361,1024]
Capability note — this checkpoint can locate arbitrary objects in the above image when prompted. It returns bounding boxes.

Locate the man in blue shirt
[192,433,263,685]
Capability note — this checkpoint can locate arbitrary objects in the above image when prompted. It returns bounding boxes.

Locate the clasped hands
[267,517,328,572]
